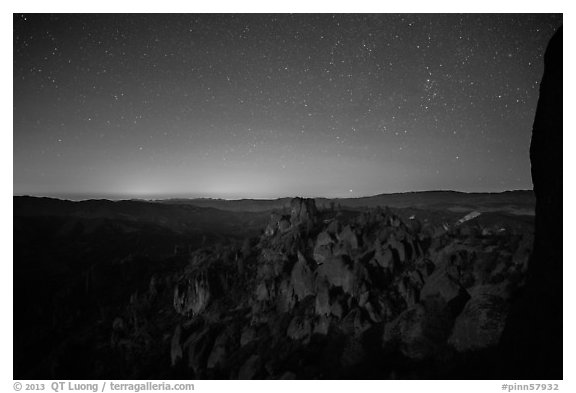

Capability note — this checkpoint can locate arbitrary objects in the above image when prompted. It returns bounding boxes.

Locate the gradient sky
[13,14,562,200]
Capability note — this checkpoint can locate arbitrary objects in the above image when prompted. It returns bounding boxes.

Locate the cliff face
[530,27,563,287]
[500,27,563,379]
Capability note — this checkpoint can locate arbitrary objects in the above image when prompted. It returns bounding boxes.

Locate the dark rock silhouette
[290,197,319,228]
[499,26,562,379]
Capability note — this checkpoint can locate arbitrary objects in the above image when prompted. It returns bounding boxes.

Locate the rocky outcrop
[112,197,534,379]
[290,197,318,227]
[264,197,319,237]
[173,273,211,316]
[264,213,291,237]
[290,252,314,301]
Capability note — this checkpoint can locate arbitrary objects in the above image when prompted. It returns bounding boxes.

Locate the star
[13,13,561,199]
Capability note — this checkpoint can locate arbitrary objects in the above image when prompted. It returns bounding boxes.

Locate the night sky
[13,14,562,200]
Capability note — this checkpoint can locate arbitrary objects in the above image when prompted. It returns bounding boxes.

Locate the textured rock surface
[290,197,318,227]
[103,197,534,378]
[173,274,211,316]
[448,286,509,352]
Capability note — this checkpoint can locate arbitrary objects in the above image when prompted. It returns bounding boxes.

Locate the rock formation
[117,197,534,378]
[499,26,562,379]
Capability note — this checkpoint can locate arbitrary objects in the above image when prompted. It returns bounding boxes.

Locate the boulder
[255,281,271,302]
[287,315,312,341]
[448,285,510,352]
[313,243,333,265]
[330,299,344,319]
[276,278,297,312]
[420,268,469,312]
[382,304,438,360]
[313,315,331,335]
[290,252,314,301]
[374,245,394,270]
[316,256,355,294]
[338,225,359,250]
[316,231,334,247]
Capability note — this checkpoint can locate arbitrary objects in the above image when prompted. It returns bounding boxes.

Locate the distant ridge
[14,190,534,216]
[151,190,534,215]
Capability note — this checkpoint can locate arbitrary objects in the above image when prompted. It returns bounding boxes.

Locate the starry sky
[13,13,562,200]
